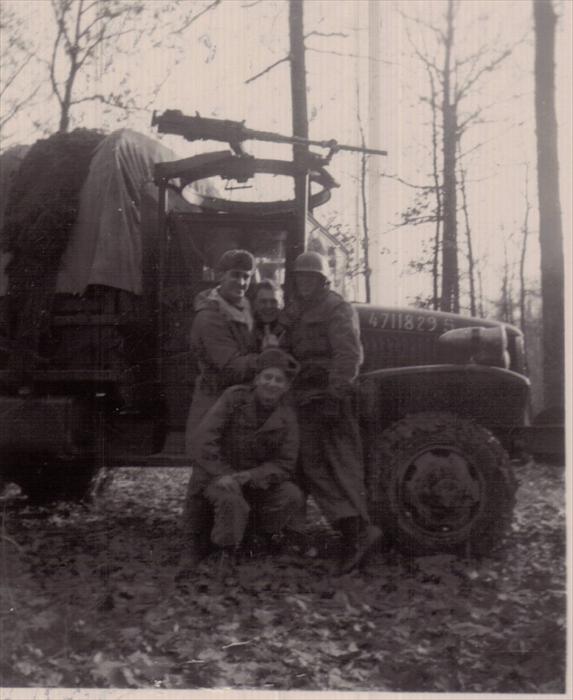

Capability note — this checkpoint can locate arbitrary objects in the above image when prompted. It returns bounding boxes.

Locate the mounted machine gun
[151,109,388,160]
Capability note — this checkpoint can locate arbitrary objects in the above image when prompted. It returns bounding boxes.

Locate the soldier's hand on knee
[234,471,252,486]
[215,474,242,492]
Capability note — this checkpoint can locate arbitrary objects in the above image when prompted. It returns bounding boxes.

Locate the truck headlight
[439,326,510,368]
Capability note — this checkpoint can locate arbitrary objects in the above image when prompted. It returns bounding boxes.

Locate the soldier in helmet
[281,250,382,574]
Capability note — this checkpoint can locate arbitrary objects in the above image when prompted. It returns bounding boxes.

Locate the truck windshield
[168,213,288,287]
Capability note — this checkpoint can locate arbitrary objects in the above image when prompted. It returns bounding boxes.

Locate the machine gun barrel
[152,110,387,157]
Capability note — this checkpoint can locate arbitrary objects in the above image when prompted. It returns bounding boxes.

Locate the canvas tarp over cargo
[0,128,218,297]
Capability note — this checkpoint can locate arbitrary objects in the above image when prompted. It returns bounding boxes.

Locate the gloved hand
[262,325,280,349]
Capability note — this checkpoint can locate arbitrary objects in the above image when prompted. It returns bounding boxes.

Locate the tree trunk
[440,0,459,313]
[356,78,371,303]
[477,264,485,318]
[458,152,476,317]
[501,240,514,325]
[533,0,564,413]
[428,67,442,311]
[367,0,383,304]
[58,58,79,133]
[519,163,531,334]
[359,133,371,302]
[288,0,309,269]
[58,106,70,133]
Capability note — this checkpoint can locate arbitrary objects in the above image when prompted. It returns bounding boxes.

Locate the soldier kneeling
[180,349,304,573]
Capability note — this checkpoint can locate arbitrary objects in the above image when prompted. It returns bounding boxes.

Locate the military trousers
[296,395,370,526]
[185,480,305,549]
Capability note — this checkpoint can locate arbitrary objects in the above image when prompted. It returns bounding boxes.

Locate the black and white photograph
[0,0,570,698]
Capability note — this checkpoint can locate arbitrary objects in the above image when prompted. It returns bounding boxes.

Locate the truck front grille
[361,330,440,372]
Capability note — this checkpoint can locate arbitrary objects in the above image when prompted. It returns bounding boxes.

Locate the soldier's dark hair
[255,348,299,379]
[252,278,281,297]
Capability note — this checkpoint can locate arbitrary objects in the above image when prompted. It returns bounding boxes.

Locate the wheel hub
[401,446,482,532]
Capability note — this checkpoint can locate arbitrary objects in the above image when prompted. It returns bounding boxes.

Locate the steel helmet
[293,251,330,280]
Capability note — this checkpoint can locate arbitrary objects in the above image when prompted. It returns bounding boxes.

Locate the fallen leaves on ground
[0,459,566,692]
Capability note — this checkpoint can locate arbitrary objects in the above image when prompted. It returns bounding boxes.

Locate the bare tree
[533,0,564,414]
[42,0,221,133]
[47,0,147,133]
[476,261,485,317]
[499,235,516,325]
[355,76,371,302]
[288,0,309,264]
[458,146,476,316]
[427,66,442,311]
[518,163,531,334]
[0,7,42,144]
[403,0,521,314]
[440,0,459,313]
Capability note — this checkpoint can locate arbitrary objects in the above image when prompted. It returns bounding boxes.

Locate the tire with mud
[367,413,517,556]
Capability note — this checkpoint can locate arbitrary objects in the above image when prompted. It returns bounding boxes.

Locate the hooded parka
[185,287,258,451]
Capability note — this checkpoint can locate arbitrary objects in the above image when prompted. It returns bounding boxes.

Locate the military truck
[0,116,537,556]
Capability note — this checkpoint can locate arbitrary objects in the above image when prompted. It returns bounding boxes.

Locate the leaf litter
[0,459,566,692]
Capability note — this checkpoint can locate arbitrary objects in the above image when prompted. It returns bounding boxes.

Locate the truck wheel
[367,413,517,556]
[10,458,101,505]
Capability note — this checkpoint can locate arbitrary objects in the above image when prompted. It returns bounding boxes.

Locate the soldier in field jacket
[181,349,304,567]
[281,251,382,574]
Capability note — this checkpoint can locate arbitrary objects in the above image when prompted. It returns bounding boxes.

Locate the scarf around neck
[214,288,254,332]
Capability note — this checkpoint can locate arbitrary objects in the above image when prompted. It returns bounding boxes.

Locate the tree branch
[404,23,442,83]
[0,54,32,98]
[244,55,290,84]
[379,172,434,190]
[74,0,85,49]
[51,0,75,56]
[77,25,140,70]
[454,31,528,104]
[454,47,514,103]
[172,0,222,35]
[70,91,153,114]
[396,7,446,44]
[78,9,107,42]
[306,47,394,65]
[457,115,531,163]
[0,83,41,130]
[49,23,64,105]
[304,30,349,39]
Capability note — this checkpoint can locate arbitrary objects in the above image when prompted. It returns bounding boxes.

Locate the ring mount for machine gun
[151,110,387,214]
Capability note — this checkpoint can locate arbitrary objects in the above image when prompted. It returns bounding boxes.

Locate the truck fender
[357,364,530,432]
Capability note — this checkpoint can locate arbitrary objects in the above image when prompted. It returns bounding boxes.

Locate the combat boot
[216,546,240,580]
[177,532,211,576]
[335,520,382,575]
